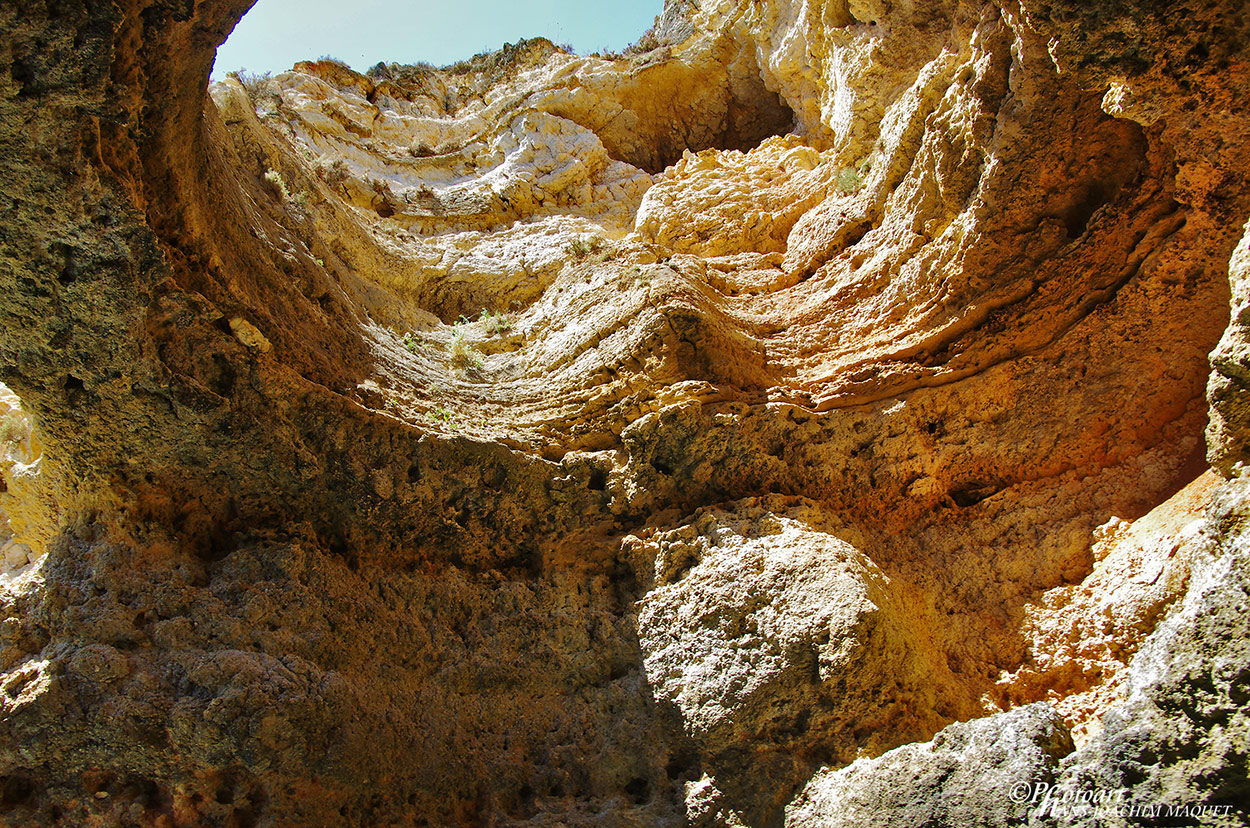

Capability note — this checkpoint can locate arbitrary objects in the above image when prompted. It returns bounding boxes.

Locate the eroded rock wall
[0,0,1247,825]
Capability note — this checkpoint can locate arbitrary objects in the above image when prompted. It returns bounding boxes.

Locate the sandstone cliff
[0,0,1247,825]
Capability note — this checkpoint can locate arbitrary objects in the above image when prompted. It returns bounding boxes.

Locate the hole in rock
[1056,116,1147,240]
[208,353,236,397]
[1063,182,1112,239]
[482,464,507,490]
[81,770,118,796]
[9,59,39,98]
[50,242,78,285]
[624,777,651,804]
[212,1,665,84]
[0,774,36,808]
[950,481,999,508]
[664,747,699,781]
[212,0,792,175]
[545,45,796,174]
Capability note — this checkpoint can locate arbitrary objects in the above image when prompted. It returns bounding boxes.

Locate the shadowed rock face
[0,0,1247,825]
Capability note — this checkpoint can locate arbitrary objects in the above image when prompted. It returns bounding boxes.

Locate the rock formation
[0,0,1247,825]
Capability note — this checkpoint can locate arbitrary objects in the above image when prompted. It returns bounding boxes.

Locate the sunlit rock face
[0,0,1247,824]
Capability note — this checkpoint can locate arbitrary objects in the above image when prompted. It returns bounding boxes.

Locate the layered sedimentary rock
[0,0,1247,825]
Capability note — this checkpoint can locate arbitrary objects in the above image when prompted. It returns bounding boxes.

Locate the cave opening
[212,0,795,177]
[211,0,666,82]
[625,63,798,174]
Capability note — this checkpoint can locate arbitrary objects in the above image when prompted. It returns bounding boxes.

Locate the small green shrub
[316,158,349,187]
[263,168,290,201]
[835,165,863,195]
[426,408,455,428]
[625,28,661,56]
[230,69,274,102]
[479,310,512,335]
[403,332,422,353]
[565,235,605,260]
[449,323,483,369]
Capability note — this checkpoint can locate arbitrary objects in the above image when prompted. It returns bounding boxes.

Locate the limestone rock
[228,317,273,353]
[782,476,1250,828]
[1208,219,1250,476]
[628,497,947,824]
[1039,479,1250,827]
[992,471,1221,745]
[785,703,1074,828]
